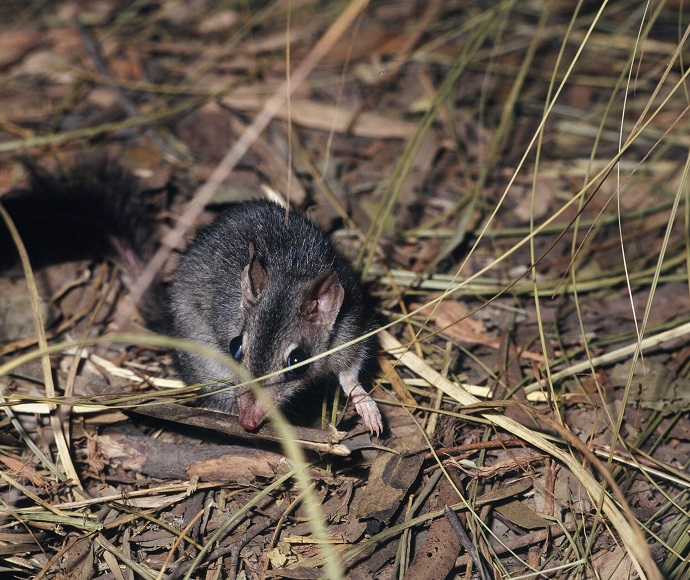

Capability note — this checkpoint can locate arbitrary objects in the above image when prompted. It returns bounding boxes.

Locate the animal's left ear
[300,269,344,329]
[240,242,269,307]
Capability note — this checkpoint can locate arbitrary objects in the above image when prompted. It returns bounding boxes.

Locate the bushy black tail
[0,156,166,326]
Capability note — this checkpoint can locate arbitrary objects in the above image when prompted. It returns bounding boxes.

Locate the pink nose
[237,390,266,431]
[240,415,262,431]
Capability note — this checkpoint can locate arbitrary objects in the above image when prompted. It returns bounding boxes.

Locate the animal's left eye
[286,348,310,377]
[229,335,243,360]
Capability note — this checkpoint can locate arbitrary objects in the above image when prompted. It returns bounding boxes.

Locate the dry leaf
[413,301,545,364]
[222,94,418,139]
[0,453,49,487]
[357,434,426,523]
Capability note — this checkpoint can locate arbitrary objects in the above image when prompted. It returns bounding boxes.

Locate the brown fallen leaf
[222,94,418,140]
[0,453,49,487]
[357,433,426,523]
[0,30,41,70]
[412,301,545,364]
[403,470,463,580]
[495,500,550,530]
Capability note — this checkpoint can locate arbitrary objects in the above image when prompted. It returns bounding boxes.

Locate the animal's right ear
[240,242,269,306]
[300,269,344,330]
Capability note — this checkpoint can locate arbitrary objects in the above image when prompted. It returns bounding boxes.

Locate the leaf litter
[0,1,689,578]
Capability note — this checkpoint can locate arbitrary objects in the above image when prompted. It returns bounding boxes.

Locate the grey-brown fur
[169,201,377,430]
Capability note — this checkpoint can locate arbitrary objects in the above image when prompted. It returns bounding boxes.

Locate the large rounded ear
[240,242,269,306]
[300,269,344,329]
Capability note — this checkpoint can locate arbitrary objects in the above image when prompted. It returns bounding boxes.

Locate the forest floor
[0,1,689,578]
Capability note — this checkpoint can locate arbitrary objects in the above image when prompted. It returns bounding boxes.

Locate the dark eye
[229,336,243,360]
[286,348,310,377]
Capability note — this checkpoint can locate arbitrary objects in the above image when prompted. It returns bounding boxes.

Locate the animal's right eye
[286,347,310,377]
[229,336,243,360]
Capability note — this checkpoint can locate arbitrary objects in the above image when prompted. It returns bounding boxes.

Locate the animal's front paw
[353,393,383,437]
[338,373,383,436]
